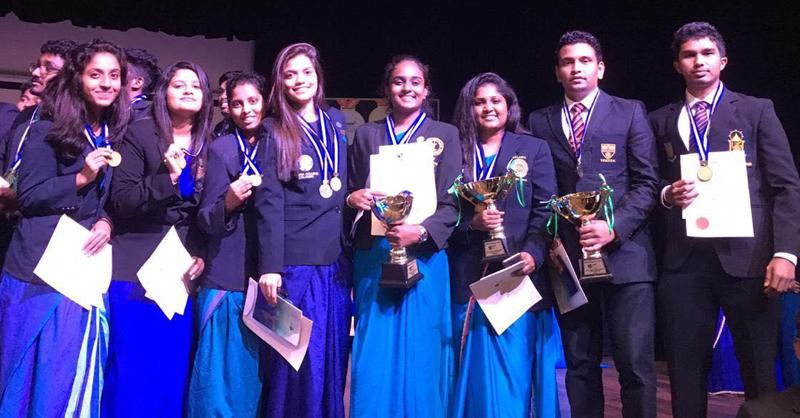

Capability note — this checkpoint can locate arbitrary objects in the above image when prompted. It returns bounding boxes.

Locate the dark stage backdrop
[3,1,798,159]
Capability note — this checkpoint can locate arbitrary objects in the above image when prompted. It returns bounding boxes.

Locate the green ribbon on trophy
[544,173,615,283]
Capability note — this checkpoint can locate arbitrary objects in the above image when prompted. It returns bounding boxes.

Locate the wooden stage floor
[344,358,746,417]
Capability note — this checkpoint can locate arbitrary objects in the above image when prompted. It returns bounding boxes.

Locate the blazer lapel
[491,132,521,178]
[581,91,612,162]
[547,103,575,160]
[707,91,739,152]
[666,101,686,155]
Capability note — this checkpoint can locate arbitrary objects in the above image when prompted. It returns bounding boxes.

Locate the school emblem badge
[600,143,616,163]
[728,130,745,151]
[417,136,445,157]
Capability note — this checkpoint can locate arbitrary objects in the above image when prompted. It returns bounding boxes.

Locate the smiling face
[673,36,727,93]
[229,82,264,137]
[282,53,318,108]
[81,52,122,118]
[166,68,203,118]
[387,59,428,115]
[473,83,508,135]
[555,42,605,101]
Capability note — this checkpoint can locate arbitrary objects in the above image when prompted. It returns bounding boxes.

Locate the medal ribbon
[11,105,41,171]
[562,92,600,162]
[234,129,261,176]
[298,108,339,183]
[685,81,725,163]
[385,112,427,145]
[130,94,147,105]
[473,144,498,181]
[83,123,110,150]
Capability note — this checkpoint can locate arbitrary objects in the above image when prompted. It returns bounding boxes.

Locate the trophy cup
[551,187,613,283]
[372,191,424,288]
[456,171,517,264]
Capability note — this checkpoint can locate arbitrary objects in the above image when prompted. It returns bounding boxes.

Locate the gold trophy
[372,191,423,288]
[456,171,517,264]
[551,185,614,283]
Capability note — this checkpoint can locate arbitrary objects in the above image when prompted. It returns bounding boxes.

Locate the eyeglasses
[29,62,61,76]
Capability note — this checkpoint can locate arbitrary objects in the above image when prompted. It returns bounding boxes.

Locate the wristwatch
[417,225,429,243]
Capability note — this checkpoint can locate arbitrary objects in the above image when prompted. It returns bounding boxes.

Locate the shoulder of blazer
[209,132,237,156]
[124,117,159,145]
[648,100,681,126]
[425,119,459,138]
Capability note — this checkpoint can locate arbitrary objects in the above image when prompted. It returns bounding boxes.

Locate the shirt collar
[564,88,600,111]
[684,82,721,107]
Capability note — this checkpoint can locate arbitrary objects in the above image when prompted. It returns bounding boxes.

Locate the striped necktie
[690,101,709,152]
[568,102,586,155]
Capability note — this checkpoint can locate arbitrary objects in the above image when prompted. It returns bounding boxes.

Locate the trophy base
[579,256,613,283]
[482,238,508,264]
[380,258,424,289]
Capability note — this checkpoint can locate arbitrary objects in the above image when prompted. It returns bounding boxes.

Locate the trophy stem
[486,200,506,240]
[580,217,601,259]
[389,246,409,264]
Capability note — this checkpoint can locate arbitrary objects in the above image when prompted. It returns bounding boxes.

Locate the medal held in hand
[546,174,615,283]
[371,191,423,289]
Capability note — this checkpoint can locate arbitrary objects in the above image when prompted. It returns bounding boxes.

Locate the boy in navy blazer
[650,21,800,418]
[528,31,659,418]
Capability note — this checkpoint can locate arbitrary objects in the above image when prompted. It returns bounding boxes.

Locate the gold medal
[176,154,187,169]
[697,162,712,182]
[330,175,342,192]
[319,181,333,199]
[242,174,262,187]
[107,151,122,167]
[508,157,529,178]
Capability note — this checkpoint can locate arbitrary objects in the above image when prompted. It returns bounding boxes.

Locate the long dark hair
[267,43,327,182]
[380,54,435,116]
[452,72,526,177]
[226,72,268,134]
[152,61,213,177]
[41,39,129,161]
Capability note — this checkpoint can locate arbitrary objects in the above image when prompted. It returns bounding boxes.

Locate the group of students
[0,19,798,418]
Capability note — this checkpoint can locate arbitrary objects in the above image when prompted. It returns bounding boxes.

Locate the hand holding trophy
[455,170,517,264]
[372,191,424,288]
[547,174,615,283]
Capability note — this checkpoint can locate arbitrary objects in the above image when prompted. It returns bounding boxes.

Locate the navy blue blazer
[108,117,204,282]
[0,106,36,173]
[258,107,347,267]
[529,90,659,284]
[447,132,557,305]
[0,103,18,143]
[3,119,112,283]
[197,128,278,291]
[649,89,800,277]
[346,118,462,253]
[130,99,152,123]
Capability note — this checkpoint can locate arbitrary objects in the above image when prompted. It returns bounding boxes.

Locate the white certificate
[549,238,588,314]
[469,254,542,335]
[680,151,753,237]
[34,215,112,310]
[369,141,437,235]
[243,278,313,371]
[136,227,193,319]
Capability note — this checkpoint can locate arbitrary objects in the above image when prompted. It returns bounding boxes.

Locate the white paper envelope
[136,227,193,319]
[34,215,112,310]
[469,258,542,335]
[680,151,753,237]
[369,142,437,236]
[243,278,313,371]
[549,238,588,314]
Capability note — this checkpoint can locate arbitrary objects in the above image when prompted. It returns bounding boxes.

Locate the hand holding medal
[77,147,114,188]
[225,177,254,213]
[163,143,187,180]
